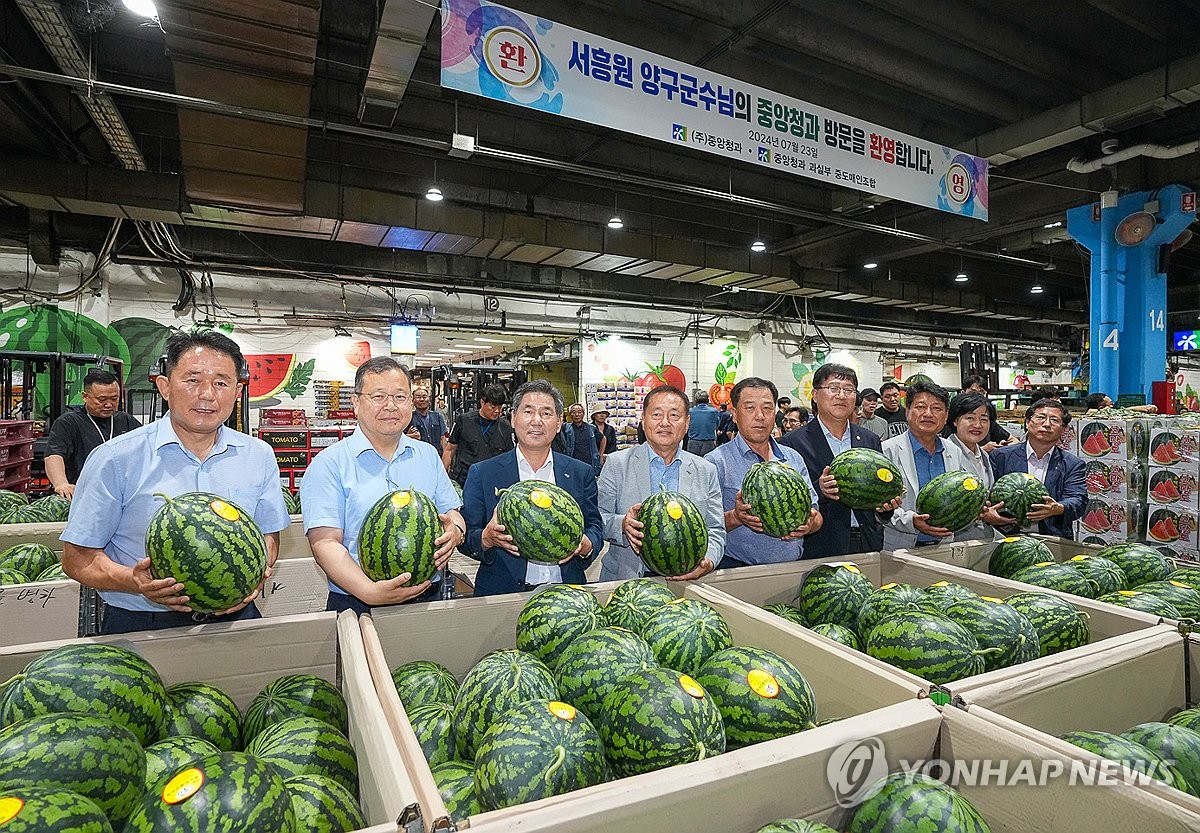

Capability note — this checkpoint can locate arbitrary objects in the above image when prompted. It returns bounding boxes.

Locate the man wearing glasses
[782,365,901,557]
[302,357,465,613]
[987,398,1086,539]
[45,367,141,499]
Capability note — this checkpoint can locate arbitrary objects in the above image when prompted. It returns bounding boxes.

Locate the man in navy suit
[987,398,1086,539]
[781,364,901,557]
[462,380,604,596]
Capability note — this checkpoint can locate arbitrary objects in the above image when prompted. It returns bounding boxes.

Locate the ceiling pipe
[1068,138,1200,174]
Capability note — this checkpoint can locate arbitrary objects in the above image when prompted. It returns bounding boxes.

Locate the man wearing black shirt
[878,381,910,439]
[441,384,515,486]
[45,368,141,499]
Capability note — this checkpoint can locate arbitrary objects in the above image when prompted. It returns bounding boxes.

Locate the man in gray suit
[598,386,725,581]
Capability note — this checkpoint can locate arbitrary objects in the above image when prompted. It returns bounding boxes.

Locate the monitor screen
[390,323,418,354]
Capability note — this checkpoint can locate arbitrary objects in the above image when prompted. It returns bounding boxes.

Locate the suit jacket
[596,444,726,581]
[462,449,605,596]
[988,442,1086,539]
[881,432,971,551]
[780,419,888,558]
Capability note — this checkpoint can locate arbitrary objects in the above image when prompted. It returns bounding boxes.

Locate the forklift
[431,364,527,422]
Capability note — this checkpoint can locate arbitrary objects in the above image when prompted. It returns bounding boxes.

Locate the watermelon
[0,785,112,833]
[452,650,558,761]
[763,603,808,625]
[1095,542,1174,587]
[0,567,28,585]
[246,353,299,401]
[1068,554,1128,596]
[1168,566,1200,589]
[390,660,458,709]
[431,760,481,822]
[827,447,905,510]
[281,487,301,515]
[695,646,816,749]
[407,702,455,766]
[515,584,603,668]
[144,736,221,791]
[756,822,839,833]
[111,316,174,392]
[0,489,28,512]
[848,772,991,833]
[244,716,359,797]
[865,610,987,684]
[638,598,733,676]
[1005,592,1089,654]
[987,536,1055,579]
[164,682,242,752]
[1060,730,1190,793]
[921,581,982,613]
[1134,580,1200,619]
[241,674,348,747]
[29,494,70,521]
[797,562,874,630]
[810,622,862,651]
[145,491,268,613]
[988,472,1050,526]
[602,579,677,630]
[285,774,365,833]
[554,626,657,722]
[1010,561,1096,598]
[942,595,1040,671]
[1095,590,1182,618]
[1123,722,1200,796]
[0,713,145,824]
[916,469,987,533]
[741,460,813,537]
[35,563,68,582]
[124,751,295,833]
[0,643,168,746]
[637,489,708,576]
[1170,708,1200,733]
[473,699,607,810]
[357,488,440,585]
[495,479,585,564]
[0,543,57,580]
[597,667,725,776]
[855,583,927,641]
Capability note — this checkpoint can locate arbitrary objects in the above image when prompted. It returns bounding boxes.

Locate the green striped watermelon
[988,472,1050,526]
[1095,542,1174,587]
[0,643,167,746]
[124,751,295,833]
[390,660,458,709]
[921,581,982,614]
[0,785,111,833]
[244,716,359,797]
[285,774,365,833]
[849,772,991,833]
[637,489,708,576]
[1170,708,1200,733]
[638,598,733,676]
[865,610,987,684]
[241,674,348,746]
[1123,722,1200,796]
[35,563,68,582]
[0,543,57,581]
[810,622,862,651]
[1004,592,1089,654]
[145,492,268,613]
[431,760,481,822]
[452,650,558,761]
[515,584,603,668]
[495,480,585,564]
[0,490,27,512]
[602,579,677,630]
[763,603,808,625]
[281,487,301,515]
[1134,581,1200,619]
[408,702,455,766]
[597,667,725,776]
[1010,561,1096,597]
[987,536,1053,579]
[855,583,927,641]
[29,494,70,522]
[741,460,813,537]
[916,470,987,533]
[474,699,607,810]
[1060,730,1190,793]
[1068,554,1128,596]
[695,646,816,749]
[1095,590,1181,618]
[827,447,904,510]
[144,736,220,791]
[164,682,242,752]
[756,821,839,833]
[942,595,1040,671]
[0,713,145,824]
[0,567,28,585]
[1168,566,1200,589]
[797,562,874,630]
[554,626,657,722]
[357,488,440,585]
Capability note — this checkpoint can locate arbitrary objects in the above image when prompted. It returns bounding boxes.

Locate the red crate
[0,421,33,443]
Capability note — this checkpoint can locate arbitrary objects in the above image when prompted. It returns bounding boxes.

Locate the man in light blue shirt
[705,378,821,567]
[686,391,721,457]
[62,331,291,634]
[302,357,465,614]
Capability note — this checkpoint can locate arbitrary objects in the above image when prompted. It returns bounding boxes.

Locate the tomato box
[1148,426,1200,467]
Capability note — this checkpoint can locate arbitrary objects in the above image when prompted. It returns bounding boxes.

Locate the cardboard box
[0,522,82,645]
[360,580,925,830]
[1145,504,1199,548]
[255,556,330,617]
[1149,426,1200,468]
[0,612,406,832]
[464,698,1200,833]
[1084,458,1145,501]
[1078,418,1152,462]
[1079,495,1140,539]
[1146,464,1199,508]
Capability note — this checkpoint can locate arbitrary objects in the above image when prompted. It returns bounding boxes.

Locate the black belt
[914,540,939,547]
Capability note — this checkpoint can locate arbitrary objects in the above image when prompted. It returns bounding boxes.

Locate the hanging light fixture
[1030,284,1044,294]
[607,192,622,229]
[955,254,967,281]
[426,160,443,201]
[750,218,766,252]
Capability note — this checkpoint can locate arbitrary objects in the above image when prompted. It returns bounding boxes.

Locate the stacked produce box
[1145,419,1200,562]
[1076,414,1148,547]
[585,382,642,451]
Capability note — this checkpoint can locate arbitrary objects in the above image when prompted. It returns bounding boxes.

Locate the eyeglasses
[1028,414,1063,426]
[356,391,410,407]
[816,386,858,398]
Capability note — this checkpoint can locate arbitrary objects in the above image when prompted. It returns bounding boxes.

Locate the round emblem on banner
[945,161,974,205]
[483,27,542,88]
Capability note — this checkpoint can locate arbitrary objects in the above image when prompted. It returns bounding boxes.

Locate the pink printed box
[1083,458,1144,501]
[1148,426,1200,468]
[1146,464,1200,510]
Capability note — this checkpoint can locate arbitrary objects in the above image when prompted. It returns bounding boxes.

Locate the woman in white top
[944,392,1000,542]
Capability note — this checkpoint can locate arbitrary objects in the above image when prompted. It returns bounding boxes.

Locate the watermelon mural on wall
[111,317,176,390]
[247,354,316,402]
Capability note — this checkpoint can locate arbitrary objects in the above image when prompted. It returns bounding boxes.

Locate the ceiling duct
[358,0,437,128]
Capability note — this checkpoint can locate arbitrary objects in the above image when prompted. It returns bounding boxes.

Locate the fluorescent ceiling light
[473,337,516,344]
[750,240,767,253]
[1030,285,1044,294]
[425,186,444,202]
[1043,221,1062,229]
[863,262,878,269]
[954,274,968,283]
[439,347,476,354]
[122,0,158,17]
[607,216,623,229]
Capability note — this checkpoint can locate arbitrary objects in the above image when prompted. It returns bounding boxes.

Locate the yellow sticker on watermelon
[880,583,898,590]
[747,669,780,698]
[963,478,979,491]
[679,675,705,698]
[529,490,553,509]
[842,564,861,574]
[209,500,240,522]
[981,596,1004,603]
[163,768,205,805]
[0,797,24,824]
[1003,537,1020,543]
[666,500,684,520]
[390,491,413,509]
[1170,581,1190,588]
[1117,590,1141,597]
[549,701,577,721]
[876,468,894,483]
